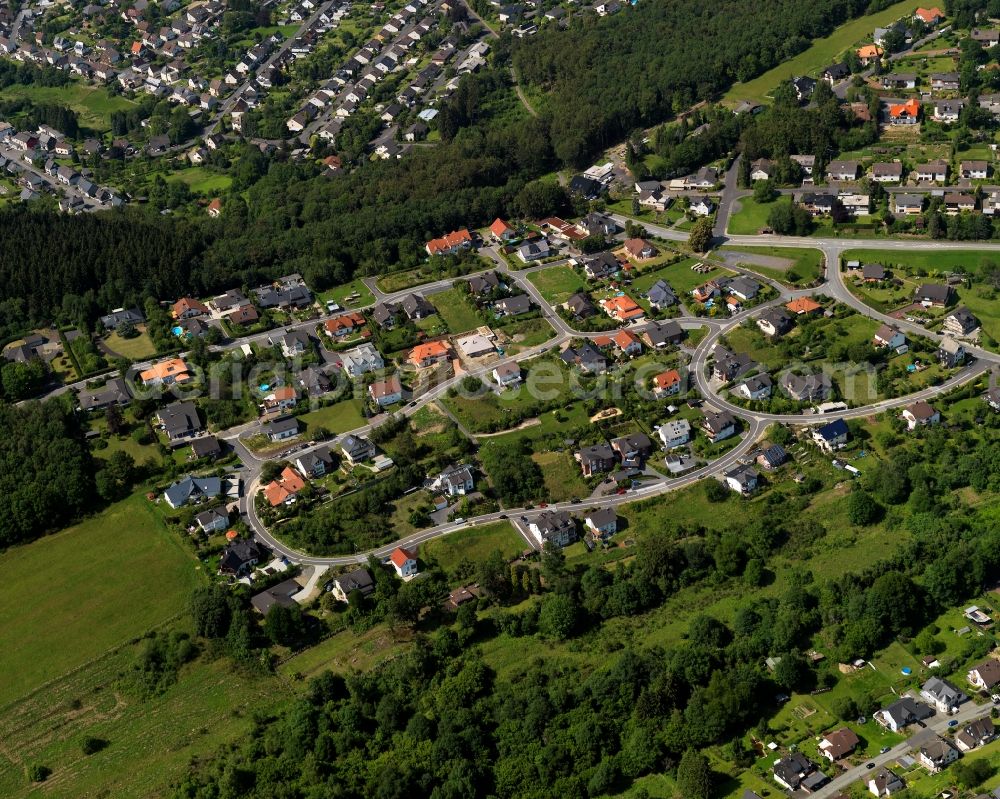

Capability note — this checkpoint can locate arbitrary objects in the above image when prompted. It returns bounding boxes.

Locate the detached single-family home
[701,410,736,443]
[893,193,924,215]
[756,444,788,470]
[295,448,334,479]
[368,374,403,407]
[584,508,618,539]
[812,418,848,452]
[868,767,905,797]
[944,306,980,336]
[495,295,532,317]
[930,71,960,91]
[818,728,860,761]
[408,340,451,368]
[493,362,522,388]
[724,464,759,494]
[967,659,1000,692]
[921,677,966,712]
[642,320,683,348]
[872,161,904,182]
[938,336,966,368]
[330,568,375,602]
[219,537,261,575]
[915,160,949,182]
[658,418,691,449]
[262,417,299,443]
[163,474,221,509]
[425,228,473,256]
[826,160,860,181]
[873,323,905,349]
[431,463,475,496]
[389,547,418,578]
[955,717,996,751]
[653,369,683,398]
[772,752,817,791]
[263,466,306,507]
[902,401,939,430]
[601,295,645,323]
[576,443,617,477]
[340,343,384,377]
[916,736,958,773]
[933,99,964,122]
[528,510,577,547]
[961,160,989,179]
[875,696,934,732]
[882,73,916,90]
[757,308,793,338]
[914,283,953,306]
[341,434,376,464]
[157,400,202,443]
[737,373,772,401]
[195,506,229,534]
[610,433,654,466]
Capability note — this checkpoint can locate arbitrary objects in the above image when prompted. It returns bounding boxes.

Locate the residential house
[262,417,299,442]
[863,263,887,281]
[944,306,980,336]
[195,506,229,534]
[340,343,384,377]
[139,357,190,387]
[873,323,906,349]
[163,474,221,509]
[493,362,522,388]
[408,340,451,368]
[390,547,418,578]
[368,374,402,407]
[819,728,860,762]
[792,76,817,102]
[219,537,261,575]
[972,28,1000,47]
[701,410,737,443]
[688,196,714,216]
[868,767,905,797]
[77,376,132,412]
[172,297,209,319]
[724,464,759,494]
[944,192,976,214]
[757,307,794,338]
[902,401,940,430]
[773,752,817,791]
[933,100,964,122]
[856,44,884,66]
[826,160,860,181]
[658,418,691,449]
[610,433,653,466]
[646,280,677,311]
[812,418,849,452]
[468,271,502,298]
[914,283,953,306]
[262,385,298,414]
[431,463,475,496]
[581,251,620,281]
[920,676,967,713]
[930,71,960,91]
[653,369,683,398]
[270,329,312,358]
[156,400,202,443]
[623,238,658,260]
[800,193,836,215]
[961,160,989,179]
[894,193,924,215]
[916,736,959,773]
[560,342,608,373]
[756,444,788,470]
[295,448,333,479]
[489,217,516,242]
[967,659,1000,692]
[882,73,916,90]
[889,99,920,125]
[915,7,944,25]
[340,434,376,464]
[576,443,617,477]
[324,311,366,337]
[425,228,474,256]
[330,568,375,602]
[601,295,645,323]
[251,579,301,615]
[915,160,949,182]
[737,373,772,401]
[750,158,773,181]
[565,292,597,319]
[528,510,577,547]
[99,307,144,330]
[263,466,307,507]
[791,154,816,174]
[956,717,996,751]
[711,345,755,382]
[495,295,532,316]
[875,696,934,732]
[191,436,221,460]
[872,162,904,182]
[939,337,966,368]
[584,508,618,539]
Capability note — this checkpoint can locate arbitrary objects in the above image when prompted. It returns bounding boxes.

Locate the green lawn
[0,493,203,709]
[726,196,777,235]
[527,264,588,305]
[318,278,375,308]
[298,398,366,434]
[430,287,483,334]
[532,450,591,502]
[103,326,158,360]
[719,245,825,286]
[632,258,731,298]
[420,521,525,574]
[280,624,414,680]
[841,248,997,276]
[0,83,136,131]
[166,167,233,195]
[501,317,557,352]
[723,0,920,103]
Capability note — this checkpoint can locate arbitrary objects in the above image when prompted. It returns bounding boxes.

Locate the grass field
[726,196,776,235]
[430,287,482,334]
[723,0,919,103]
[0,493,202,709]
[502,317,556,352]
[299,398,366,434]
[166,167,233,195]
[532,450,591,501]
[631,257,730,298]
[0,636,288,798]
[280,625,415,680]
[318,278,375,309]
[0,83,136,131]
[719,245,825,286]
[420,521,525,574]
[527,264,588,304]
[103,326,158,360]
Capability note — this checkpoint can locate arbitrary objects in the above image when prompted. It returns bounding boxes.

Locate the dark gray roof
[99,307,144,329]
[164,474,221,507]
[78,376,131,411]
[335,567,374,596]
[158,400,201,437]
[251,578,300,614]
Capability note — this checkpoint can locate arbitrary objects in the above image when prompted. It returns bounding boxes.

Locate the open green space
[420,521,525,575]
[527,263,588,304]
[165,167,233,195]
[631,256,731,298]
[103,326,158,360]
[723,0,919,104]
[501,317,556,352]
[719,245,825,286]
[0,83,136,131]
[429,286,482,334]
[726,196,776,235]
[532,450,591,502]
[318,277,375,308]
[298,397,366,434]
[0,493,202,709]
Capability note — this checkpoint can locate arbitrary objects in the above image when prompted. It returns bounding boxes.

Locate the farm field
[0,493,202,709]
[722,0,918,103]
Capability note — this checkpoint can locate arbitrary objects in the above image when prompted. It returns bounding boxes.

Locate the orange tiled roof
[426,228,472,255]
[890,99,920,119]
[654,369,681,390]
[139,357,190,383]
[786,297,822,314]
[324,311,365,333]
[390,546,415,567]
[265,466,306,506]
[408,340,451,364]
[490,217,514,237]
[856,44,884,59]
[613,330,640,350]
[915,6,943,22]
[172,297,209,317]
[601,295,644,320]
